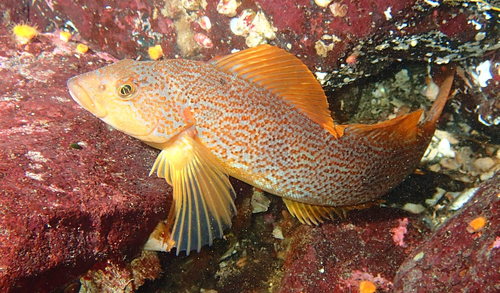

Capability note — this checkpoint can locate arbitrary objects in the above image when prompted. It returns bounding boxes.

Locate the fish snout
[67,77,107,118]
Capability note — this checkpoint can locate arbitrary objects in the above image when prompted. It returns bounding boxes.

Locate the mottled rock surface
[4,0,497,85]
[0,26,169,292]
[393,175,499,292]
[279,208,428,292]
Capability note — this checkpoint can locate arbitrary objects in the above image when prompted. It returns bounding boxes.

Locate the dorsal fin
[211,45,344,138]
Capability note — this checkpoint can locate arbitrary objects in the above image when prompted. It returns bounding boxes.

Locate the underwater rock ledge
[0,26,170,292]
[3,0,497,88]
[278,207,428,292]
[278,175,499,293]
[393,175,499,292]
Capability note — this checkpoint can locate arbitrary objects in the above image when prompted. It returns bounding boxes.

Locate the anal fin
[283,198,339,225]
[283,198,382,225]
[148,132,236,255]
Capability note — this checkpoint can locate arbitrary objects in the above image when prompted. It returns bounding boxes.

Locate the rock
[79,251,162,293]
[279,208,428,292]
[473,157,495,172]
[455,60,499,138]
[0,0,27,23]
[1,1,498,292]
[0,26,169,292]
[2,0,497,90]
[393,175,500,292]
[402,203,426,214]
[439,157,461,170]
[250,189,271,213]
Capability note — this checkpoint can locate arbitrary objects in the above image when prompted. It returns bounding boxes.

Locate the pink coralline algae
[391,218,409,247]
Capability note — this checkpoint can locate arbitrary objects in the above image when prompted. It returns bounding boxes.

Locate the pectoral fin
[148,133,236,255]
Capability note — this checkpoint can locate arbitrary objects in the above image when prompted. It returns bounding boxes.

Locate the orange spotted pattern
[91,58,437,207]
[71,56,443,207]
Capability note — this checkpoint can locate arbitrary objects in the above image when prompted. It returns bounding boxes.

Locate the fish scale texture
[116,58,434,206]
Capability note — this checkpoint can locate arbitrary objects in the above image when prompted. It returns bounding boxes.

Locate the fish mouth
[67,77,107,118]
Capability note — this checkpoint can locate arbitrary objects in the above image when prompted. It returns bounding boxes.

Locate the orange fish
[67,45,453,254]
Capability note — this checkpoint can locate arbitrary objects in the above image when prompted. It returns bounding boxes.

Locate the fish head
[68,59,174,144]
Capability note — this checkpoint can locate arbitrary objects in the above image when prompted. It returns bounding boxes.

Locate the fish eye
[117,83,136,98]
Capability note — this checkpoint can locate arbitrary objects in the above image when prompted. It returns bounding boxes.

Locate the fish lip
[67,77,107,118]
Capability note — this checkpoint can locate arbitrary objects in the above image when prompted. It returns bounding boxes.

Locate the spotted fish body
[153,60,426,206]
[68,45,453,254]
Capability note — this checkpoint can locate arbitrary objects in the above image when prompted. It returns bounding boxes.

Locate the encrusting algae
[12,23,38,45]
[67,45,454,255]
[59,31,72,42]
[467,216,487,233]
[76,43,89,54]
[359,280,377,293]
[148,45,164,60]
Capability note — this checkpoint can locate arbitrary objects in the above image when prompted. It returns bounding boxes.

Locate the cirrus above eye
[118,83,135,98]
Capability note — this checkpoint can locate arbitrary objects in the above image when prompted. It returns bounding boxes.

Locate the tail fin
[423,69,455,128]
[345,69,454,142]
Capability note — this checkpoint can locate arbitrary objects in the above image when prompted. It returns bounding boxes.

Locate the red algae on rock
[279,208,428,292]
[394,176,499,292]
[0,25,169,292]
[1,1,498,292]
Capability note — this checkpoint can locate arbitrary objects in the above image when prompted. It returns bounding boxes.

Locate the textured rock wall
[0,26,169,292]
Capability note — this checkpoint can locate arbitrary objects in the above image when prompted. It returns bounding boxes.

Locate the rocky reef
[0,0,498,292]
[394,176,499,292]
[0,25,169,292]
